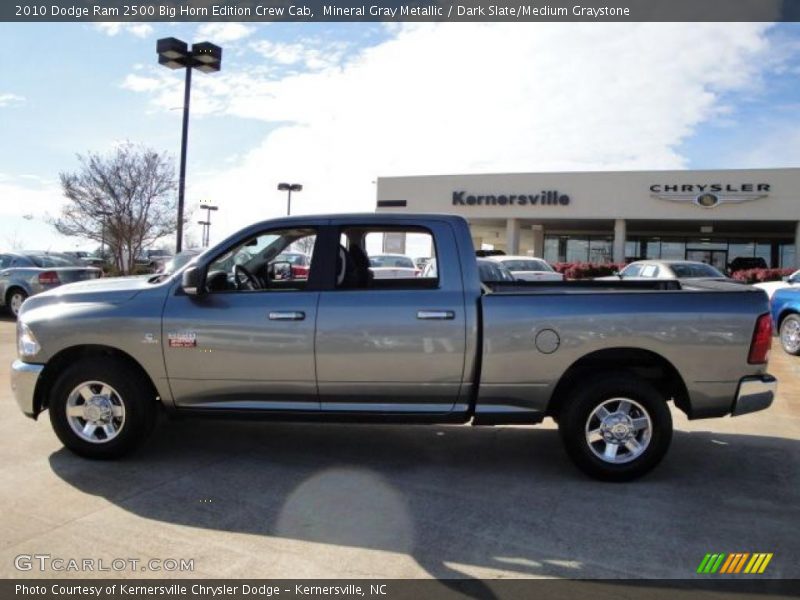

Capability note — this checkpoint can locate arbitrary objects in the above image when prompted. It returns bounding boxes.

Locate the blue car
[771,287,800,355]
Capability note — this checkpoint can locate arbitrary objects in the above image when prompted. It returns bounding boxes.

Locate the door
[686,249,727,272]
[162,227,321,410]
[315,224,467,413]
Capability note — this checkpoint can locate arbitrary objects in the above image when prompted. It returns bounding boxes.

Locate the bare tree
[52,143,178,273]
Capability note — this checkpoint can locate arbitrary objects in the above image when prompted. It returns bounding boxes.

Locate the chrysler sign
[650,183,770,208]
[452,190,570,206]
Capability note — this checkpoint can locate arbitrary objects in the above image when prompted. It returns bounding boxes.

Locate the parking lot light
[278,183,302,216]
[156,37,223,253]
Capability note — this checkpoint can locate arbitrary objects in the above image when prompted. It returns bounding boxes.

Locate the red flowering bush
[730,268,794,284]
[553,262,626,280]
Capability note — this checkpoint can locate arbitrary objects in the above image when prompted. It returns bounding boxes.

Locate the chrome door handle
[268,311,305,321]
[417,310,455,320]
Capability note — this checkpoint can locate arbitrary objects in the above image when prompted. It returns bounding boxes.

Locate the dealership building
[376,168,800,269]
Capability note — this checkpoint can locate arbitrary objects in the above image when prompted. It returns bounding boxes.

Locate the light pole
[277,183,302,216]
[97,210,112,260]
[157,37,222,253]
[197,221,210,247]
[200,204,218,246]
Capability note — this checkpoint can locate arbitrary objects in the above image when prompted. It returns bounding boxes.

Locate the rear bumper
[732,374,777,417]
[10,360,44,419]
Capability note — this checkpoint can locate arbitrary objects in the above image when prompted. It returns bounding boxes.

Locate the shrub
[731,268,794,284]
[553,262,625,280]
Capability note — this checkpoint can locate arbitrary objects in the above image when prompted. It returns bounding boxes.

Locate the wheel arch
[548,347,691,418]
[5,284,28,304]
[777,308,799,330]
[34,344,161,416]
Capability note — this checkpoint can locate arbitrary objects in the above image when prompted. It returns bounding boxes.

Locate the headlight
[17,321,41,359]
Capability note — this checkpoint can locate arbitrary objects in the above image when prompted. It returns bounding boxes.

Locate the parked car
[11,214,776,481]
[63,251,106,270]
[486,255,563,281]
[271,252,312,279]
[157,249,203,276]
[136,249,173,272]
[770,287,800,356]
[600,260,731,282]
[754,269,800,299]
[368,253,420,279]
[728,256,768,273]
[422,257,516,284]
[0,252,102,317]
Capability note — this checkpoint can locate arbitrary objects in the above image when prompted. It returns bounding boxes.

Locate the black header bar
[5,0,800,22]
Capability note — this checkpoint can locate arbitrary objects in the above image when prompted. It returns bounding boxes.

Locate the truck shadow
[47,420,799,584]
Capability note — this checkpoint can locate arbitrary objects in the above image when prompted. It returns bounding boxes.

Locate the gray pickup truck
[10,214,777,480]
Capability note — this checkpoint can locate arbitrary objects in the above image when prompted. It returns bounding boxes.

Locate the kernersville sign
[452,190,570,206]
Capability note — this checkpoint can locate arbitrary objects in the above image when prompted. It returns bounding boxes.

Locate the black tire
[779,314,800,356]
[49,357,157,459]
[558,373,672,482]
[6,288,28,318]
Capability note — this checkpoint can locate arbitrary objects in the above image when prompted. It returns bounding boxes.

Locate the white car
[487,255,563,281]
[368,254,420,279]
[753,269,800,299]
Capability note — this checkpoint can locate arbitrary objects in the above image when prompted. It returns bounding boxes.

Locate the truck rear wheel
[49,357,157,459]
[558,374,672,481]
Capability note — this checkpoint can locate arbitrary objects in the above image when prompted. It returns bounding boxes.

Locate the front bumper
[10,360,44,419]
[732,374,777,417]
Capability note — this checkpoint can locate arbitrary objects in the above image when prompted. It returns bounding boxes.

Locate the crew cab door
[162,225,323,410]
[315,221,468,413]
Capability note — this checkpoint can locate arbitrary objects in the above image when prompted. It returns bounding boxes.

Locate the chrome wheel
[9,291,26,317]
[781,318,800,354]
[585,397,652,464]
[65,381,126,444]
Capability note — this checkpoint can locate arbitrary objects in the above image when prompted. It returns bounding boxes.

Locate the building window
[660,241,685,260]
[780,244,796,268]
[589,237,613,263]
[566,237,589,263]
[544,237,560,264]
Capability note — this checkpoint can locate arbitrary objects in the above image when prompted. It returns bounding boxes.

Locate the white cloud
[250,39,351,71]
[0,93,25,107]
[197,23,255,43]
[125,23,775,242]
[121,74,162,93]
[94,23,154,38]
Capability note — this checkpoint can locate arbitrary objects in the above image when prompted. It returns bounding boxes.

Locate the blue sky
[2,22,800,251]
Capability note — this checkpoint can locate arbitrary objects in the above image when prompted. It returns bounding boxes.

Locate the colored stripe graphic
[701,553,774,575]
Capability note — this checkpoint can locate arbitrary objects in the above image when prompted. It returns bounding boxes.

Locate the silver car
[0,252,102,317]
[604,260,731,282]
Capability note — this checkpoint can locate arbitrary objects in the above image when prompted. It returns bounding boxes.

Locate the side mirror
[182,266,205,296]
[270,261,293,281]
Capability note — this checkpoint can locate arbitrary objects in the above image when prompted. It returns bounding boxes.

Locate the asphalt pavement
[0,315,798,579]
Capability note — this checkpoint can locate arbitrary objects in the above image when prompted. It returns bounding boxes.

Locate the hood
[22,275,160,311]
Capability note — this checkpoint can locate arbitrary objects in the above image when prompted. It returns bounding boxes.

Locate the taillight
[38,271,60,285]
[748,313,773,364]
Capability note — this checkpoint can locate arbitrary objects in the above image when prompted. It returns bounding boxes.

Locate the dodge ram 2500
[10,214,777,480]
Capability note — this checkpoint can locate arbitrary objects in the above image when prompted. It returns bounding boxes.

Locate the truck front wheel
[48,358,157,459]
[558,374,672,481]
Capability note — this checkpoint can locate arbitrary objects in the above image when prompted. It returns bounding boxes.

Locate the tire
[558,373,672,482]
[48,357,157,459]
[779,314,800,356]
[6,288,28,318]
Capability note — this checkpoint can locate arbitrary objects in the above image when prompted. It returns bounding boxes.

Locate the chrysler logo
[650,183,769,208]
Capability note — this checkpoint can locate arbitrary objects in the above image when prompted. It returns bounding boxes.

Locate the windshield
[670,263,725,278]
[478,260,515,282]
[28,253,83,268]
[501,259,553,272]
[370,255,415,268]
[275,253,308,266]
